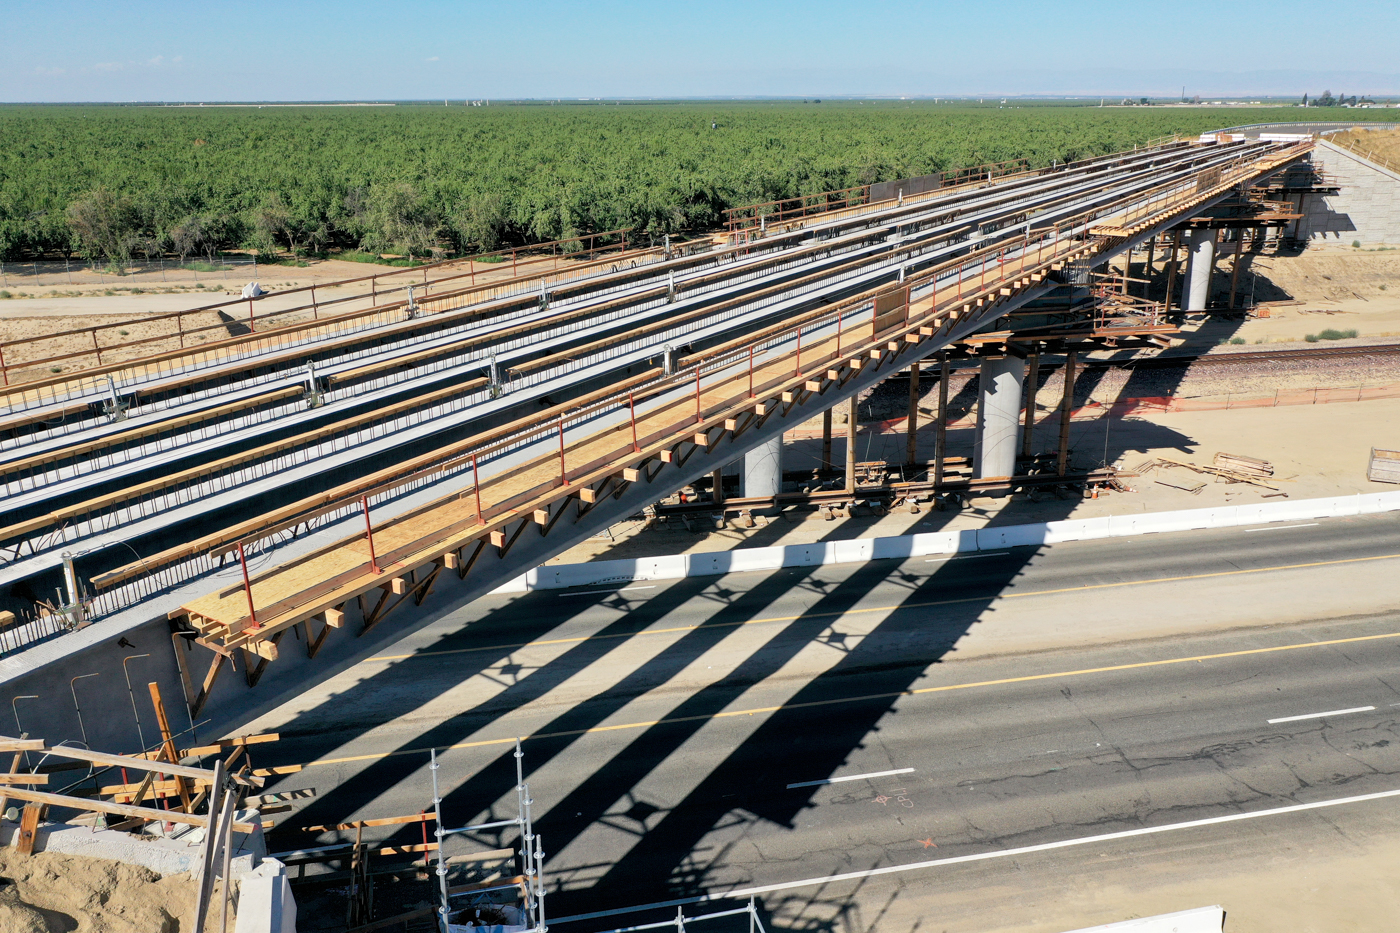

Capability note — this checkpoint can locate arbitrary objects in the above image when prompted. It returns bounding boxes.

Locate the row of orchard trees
[0,101,1372,266]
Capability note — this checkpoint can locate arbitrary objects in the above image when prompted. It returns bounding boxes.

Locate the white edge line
[1267,705,1375,724]
[924,551,1010,563]
[1244,523,1320,533]
[558,586,658,597]
[552,786,1400,925]
[786,767,915,789]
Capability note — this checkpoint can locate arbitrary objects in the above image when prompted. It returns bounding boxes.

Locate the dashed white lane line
[1268,705,1376,724]
[924,552,1010,563]
[558,586,657,598]
[1244,523,1320,533]
[787,768,916,790]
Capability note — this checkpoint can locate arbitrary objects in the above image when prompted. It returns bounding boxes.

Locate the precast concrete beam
[975,356,1025,479]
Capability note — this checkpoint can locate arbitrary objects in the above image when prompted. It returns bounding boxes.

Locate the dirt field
[0,846,198,932]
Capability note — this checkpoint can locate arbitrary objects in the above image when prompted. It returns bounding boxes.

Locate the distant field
[0,102,1390,262]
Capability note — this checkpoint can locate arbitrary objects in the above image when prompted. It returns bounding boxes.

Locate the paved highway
[243,511,1400,926]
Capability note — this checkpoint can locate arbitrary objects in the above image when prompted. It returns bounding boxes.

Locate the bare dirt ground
[0,253,550,379]
[0,846,196,932]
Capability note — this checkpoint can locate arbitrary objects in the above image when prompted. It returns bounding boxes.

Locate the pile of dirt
[0,847,195,932]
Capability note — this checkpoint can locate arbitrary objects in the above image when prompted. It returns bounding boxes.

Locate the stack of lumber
[1156,454,1279,491]
[1213,452,1274,478]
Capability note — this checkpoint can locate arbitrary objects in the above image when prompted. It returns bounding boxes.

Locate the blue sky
[6,0,1398,102]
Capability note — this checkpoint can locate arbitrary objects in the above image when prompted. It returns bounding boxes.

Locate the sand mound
[0,847,193,933]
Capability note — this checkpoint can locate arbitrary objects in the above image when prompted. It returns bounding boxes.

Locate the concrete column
[974,356,1025,479]
[1182,228,1216,312]
[743,435,782,498]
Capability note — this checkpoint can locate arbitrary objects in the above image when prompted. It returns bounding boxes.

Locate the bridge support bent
[743,435,783,498]
[1182,228,1216,312]
[975,356,1025,479]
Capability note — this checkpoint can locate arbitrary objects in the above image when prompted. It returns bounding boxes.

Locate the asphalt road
[246,511,1400,930]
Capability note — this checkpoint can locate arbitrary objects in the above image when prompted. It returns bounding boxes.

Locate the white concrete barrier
[490,492,1400,594]
[233,858,297,933]
[1059,905,1224,932]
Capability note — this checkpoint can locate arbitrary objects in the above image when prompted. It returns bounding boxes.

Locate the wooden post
[1057,350,1077,476]
[1121,243,1131,294]
[148,682,193,812]
[1022,349,1039,458]
[1165,231,1181,312]
[1228,233,1245,309]
[711,468,725,505]
[821,408,832,472]
[905,361,920,468]
[935,353,949,487]
[1143,236,1156,299]
[236,543,257,629]
[845,396,858,493]
[0,733,28,820]
[194,760,231,933]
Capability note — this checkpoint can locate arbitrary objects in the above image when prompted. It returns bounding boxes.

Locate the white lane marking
[924,551,1011,563]
[1268,706,1375,724]
[558,586,657,598]
[553,786,1400,924]
[1244,523,1319,533]
[786,768,915,790]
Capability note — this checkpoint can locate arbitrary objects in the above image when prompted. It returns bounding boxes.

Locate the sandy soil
[0,252,598,380]
[0,846,197,932]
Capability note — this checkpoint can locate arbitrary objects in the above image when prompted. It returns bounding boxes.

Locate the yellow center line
[368,550,1400,662]
[277,554,1400,772]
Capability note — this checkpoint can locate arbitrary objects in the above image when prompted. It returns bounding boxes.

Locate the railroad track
[1071,342,1400,371]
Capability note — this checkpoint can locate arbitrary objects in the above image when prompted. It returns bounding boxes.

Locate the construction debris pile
[1136,451,1283,495]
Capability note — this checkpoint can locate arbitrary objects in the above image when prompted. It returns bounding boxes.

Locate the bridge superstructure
[0,136,1313,729]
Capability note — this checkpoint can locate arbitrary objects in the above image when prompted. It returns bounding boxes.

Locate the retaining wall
[1301,139,1400,245]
